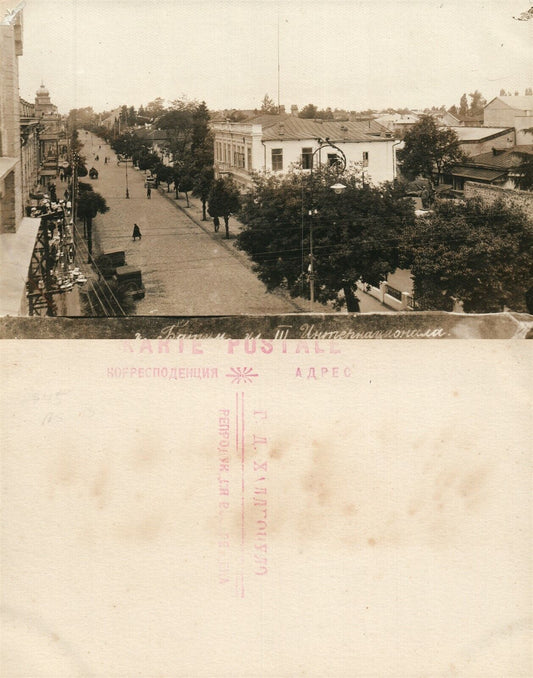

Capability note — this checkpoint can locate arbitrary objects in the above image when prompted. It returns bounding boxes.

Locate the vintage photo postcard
[1,1,532,676]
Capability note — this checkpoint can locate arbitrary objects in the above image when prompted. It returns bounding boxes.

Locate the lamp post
[125,158,130,199]
[306,139,347,308]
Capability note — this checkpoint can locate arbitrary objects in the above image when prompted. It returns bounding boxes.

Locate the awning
[451,166,506,182]
[0,157,18,181]
[0,217,41,316]
[39,169,57,176]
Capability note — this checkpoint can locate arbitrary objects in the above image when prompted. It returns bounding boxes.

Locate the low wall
[464,182,533,218]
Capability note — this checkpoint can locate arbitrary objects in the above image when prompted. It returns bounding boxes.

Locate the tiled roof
[451,166,507,182]
[465,147,533,170]
[258,117,391,142]
[244,113,291,128]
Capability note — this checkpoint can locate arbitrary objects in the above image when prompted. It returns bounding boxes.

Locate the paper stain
[115,512,165,542]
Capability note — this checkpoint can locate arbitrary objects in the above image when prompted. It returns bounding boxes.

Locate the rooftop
[240,115,391,142]
[487,95,533,111]
[451,126,514,142]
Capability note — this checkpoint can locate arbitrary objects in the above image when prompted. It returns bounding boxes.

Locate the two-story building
[33,83,62,186]
[212,115,398,191]
[19,97,41,205]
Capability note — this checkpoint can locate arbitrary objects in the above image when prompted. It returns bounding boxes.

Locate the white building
[212,115,398,191]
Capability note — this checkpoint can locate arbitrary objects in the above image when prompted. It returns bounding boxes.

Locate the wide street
[79,132,301,315]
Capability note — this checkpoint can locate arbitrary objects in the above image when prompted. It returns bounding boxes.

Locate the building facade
[0,3,23,233]
[212,115,397,191]
[19,97,41,206]
[451,126,515,157]
[483,95,533,146]
[34,83,62,186]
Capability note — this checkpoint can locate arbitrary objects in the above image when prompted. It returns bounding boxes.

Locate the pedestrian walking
[132,224,142,241]
[64,189,69,201]
[146,186,151,199]
[95,155,99,161]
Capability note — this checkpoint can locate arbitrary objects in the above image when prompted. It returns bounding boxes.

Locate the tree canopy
[260,94,277,114]
[397,115,464,192]
[237,167,415,310]
[401,198,533,312]
[208,177,241,239]
[77,191,109,259]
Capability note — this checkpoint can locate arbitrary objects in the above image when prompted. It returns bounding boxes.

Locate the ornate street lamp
[306,139,347,307]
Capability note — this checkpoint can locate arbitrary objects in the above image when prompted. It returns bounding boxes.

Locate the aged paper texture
[1,339,531,677]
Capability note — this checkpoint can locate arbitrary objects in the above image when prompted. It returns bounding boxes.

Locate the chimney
[291,105,298,116]
[278,104,286,114]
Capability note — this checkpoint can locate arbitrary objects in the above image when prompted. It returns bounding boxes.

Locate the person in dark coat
[132,224,142,241]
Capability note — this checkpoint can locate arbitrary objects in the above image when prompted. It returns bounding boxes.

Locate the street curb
[156,186,305,313]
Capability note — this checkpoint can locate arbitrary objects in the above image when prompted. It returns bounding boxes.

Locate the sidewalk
[156,184,394,314]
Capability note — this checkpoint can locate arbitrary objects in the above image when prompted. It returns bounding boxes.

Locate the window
[247,147,252,170]
[328,153,341,167]
[272,148,283,171]
[302,147,313,170]
[234,151,245,168]
[363,151,369,166]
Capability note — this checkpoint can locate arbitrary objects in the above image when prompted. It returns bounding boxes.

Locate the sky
[13,0,533,115]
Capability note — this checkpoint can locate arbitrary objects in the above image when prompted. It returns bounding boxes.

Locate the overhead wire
[73,223,127,315]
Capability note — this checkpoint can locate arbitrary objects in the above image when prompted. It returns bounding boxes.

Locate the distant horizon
[21,88,533,119]
[13,0,532,118]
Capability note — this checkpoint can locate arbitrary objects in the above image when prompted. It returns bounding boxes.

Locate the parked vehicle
[89,167,98,179]
[96,250,126,278]
[113,266,145,299]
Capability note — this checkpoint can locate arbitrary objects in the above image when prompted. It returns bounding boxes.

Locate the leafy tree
[468,90,486,117]
[260,94,277,114]
[145,97,166,120]
[316,107,334,120]
[500,88,507,96]
[111,131,143,158]
[135,149,160,171]
[191,101,210,150]
[459,93,468,117]
[526,87,533,96]
[397,115,464,194]
[154,163,174,192]
[448,104,458,116]
[208,176,241,239]
[401,198,533,312]
[237,167,415,310]
[67,107,96,132]
[77,191,109,261]
[299,103,318,119]
[513,151,533,190]
[77,181,93,193]
[192,165,214,220]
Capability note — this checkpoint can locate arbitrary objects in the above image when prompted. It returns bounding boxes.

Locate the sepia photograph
[0,0,532,338]
[1,2,532,677]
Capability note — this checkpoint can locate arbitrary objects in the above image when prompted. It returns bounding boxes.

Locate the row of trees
[448,90,486,119]
[235,165,532,313]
